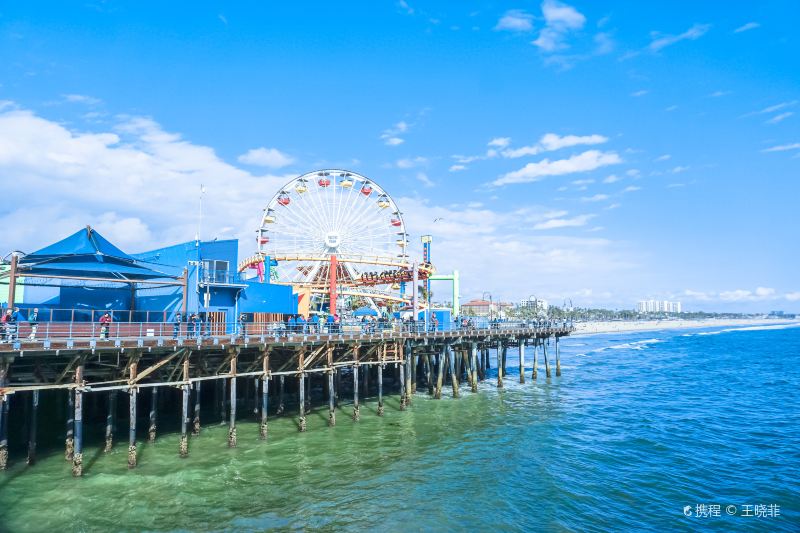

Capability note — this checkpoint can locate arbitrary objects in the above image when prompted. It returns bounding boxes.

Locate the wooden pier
[0,324,572,476]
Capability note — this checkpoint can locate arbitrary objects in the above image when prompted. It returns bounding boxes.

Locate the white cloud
[631,90,649,97]
[626,169,640,177]
[398,0,414,15]
[532,0,586,52]
[719,289,753,301]
[765,112,793,124]
[416,172,435,187]
[654,154,671,162]
[0,106,293,253]
[734,22,760,33]
[762,143,800,153]
[786,292,800,301]
[581,194,609,202]
[62,94,102,105]
[494,150,621,186]
[488,137,511,148]
[622,186,641,193]
[449,164,467,172]
[572,178,594,185]
[502,133,608,158]
[594,32,615,54]
[671,165,689,173]
[603,174,620,184]
[665,105,678,112]
[495,10,534,32]
[648,23,711,52]
[709,90,731,97]
[684,289,711,301]
[755,287,775,297]
[533,214,595,230]
[238,147,295,168]
[758,101,797,114]
[396,156,427,169]
[395,199,637,304]
[381,120,411,146]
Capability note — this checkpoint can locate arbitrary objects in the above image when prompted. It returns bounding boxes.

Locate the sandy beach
[572,318,800,336]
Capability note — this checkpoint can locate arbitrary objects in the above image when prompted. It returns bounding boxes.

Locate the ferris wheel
[247,170,419,312]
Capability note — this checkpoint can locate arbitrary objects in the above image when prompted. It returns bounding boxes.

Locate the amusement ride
[238,170,434,315]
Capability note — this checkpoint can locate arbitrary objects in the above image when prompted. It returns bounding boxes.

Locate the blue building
[3,226,297,326]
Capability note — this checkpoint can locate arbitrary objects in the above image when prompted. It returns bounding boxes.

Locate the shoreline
[571,318,800,336]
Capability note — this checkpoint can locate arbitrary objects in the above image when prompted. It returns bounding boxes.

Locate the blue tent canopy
[16,226,178,282]
[353,306,378,317]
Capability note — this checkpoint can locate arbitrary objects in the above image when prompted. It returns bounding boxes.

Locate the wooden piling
[104,391,116,452]
[325,345,335,426]
[497,342,504,389]
[128,360,138,469]
[399,354,407,411]
[410,347,417,393]
[448,346,459,398]
[435,347,445,399]
[72,363,83,477]
[65,388,74,462]
[277,375,285,415]
[228,351,238,447]
[220,377,227,422]
[179,357,189,457]
[298,348,307,432]
[260,350,269,439]
[532,338,538,380]
[470,344,479,392]
[352,366,360,421]
[403,342,412,405]
[544,339,552,378]
[555,336,562,377]
[192,381,201,435]
[327,369,336,426]
[518,340,526,384]
[0,362,9,470]
[72,364,85,476]
[377,364,384,416]
[26,390,38,465]
[148,387,158,443]
[425,353,434,395]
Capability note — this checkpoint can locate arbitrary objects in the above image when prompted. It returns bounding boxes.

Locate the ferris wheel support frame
[329,254,338,315]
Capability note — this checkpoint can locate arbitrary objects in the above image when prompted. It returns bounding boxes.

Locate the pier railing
[0,319,574,347]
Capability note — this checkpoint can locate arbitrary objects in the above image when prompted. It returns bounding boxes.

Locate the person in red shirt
[99,312,112,340]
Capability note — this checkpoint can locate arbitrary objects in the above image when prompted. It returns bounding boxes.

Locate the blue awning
[16,226,178,282]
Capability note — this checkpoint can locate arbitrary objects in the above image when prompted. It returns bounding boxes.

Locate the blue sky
[1,1,798,311]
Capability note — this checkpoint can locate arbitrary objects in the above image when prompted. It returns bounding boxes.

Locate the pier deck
[0,322,572,475]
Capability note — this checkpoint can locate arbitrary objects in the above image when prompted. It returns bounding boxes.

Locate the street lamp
[482,291,493,322]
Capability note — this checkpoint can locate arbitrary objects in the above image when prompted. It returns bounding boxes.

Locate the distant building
[637,300,682,313]
[518,298,549,312]
[462,299,493,317]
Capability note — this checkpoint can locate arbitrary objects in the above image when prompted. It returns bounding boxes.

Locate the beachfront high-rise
[637,300,682,314]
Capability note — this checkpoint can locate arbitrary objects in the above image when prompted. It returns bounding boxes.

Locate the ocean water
[0,324,798,532]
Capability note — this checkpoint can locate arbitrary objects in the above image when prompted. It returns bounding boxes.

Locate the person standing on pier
[173,312,182,339]
[238,312,247,336]
[2,309,16,341]
[310,313,319,333]
[99,312,112,340]
[288,314,296,333]
[27,308,39,340]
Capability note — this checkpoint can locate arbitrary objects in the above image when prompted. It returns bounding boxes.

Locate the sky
[1,1,798,312]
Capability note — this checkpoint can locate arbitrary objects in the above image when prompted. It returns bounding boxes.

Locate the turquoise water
[1,324,798,531]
